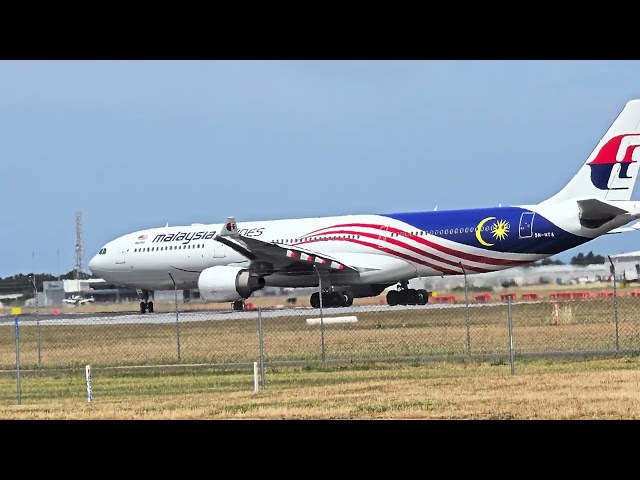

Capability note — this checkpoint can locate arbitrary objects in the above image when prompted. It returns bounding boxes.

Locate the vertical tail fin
[544,99,640,203]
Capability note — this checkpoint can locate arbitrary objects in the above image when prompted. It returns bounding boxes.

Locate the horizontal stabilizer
[607,221,640,235]
[577,198,629,229]
[578,199,629,219]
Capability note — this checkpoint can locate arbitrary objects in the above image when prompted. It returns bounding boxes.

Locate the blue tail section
[383,207,587,255]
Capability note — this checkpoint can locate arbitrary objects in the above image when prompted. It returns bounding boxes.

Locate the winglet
[220,216,239,236]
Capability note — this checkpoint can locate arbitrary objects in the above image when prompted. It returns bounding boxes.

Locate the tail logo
[588,134,640,190]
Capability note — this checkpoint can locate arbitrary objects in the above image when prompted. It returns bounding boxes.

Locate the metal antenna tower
[75,211,84,280]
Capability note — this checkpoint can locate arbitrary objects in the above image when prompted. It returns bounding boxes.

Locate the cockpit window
[99,248,107,255]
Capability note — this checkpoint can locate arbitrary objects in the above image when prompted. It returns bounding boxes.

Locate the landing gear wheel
[417,289,429,305]
[342,291,354,307]
[147,301,154,313]
[397,289,408,305]
[310,292,320,308]
[386,290,399,306]
[408,290,419,305]
[330,291,344,308]
[322,292,332,307]
[232,300,244,311]
[140,301,147,314]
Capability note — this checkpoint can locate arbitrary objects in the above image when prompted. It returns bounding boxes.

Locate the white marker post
[85,365,93,402]
[253,362,259,392]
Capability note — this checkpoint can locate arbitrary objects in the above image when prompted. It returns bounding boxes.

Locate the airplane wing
[214,216,359,275]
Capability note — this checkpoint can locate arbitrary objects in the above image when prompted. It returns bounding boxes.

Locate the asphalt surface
[0,300,538,326]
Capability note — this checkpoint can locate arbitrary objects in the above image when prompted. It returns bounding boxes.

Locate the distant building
[0,293,24,307]
[609,251,640,282]
[42,278,138,305]
[42,281,65,306]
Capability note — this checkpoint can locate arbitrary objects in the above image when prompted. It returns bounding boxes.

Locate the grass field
[1,356,640,419]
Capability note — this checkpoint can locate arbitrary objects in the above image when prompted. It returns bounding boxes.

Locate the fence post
[608,256,619,351]
[258,307,265,390]
[168,272,181,362]
[253,362,259,392]
[507,296,515,375]
[459,262,471,355]
[85,365,93,402]
[29,275,42,368]
[14,316,22,405]
[313,265,326,362]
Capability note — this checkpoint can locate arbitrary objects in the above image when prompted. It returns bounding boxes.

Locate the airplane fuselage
[89,200,632,292]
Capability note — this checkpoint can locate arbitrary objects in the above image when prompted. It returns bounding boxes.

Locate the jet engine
[197,266,265,302]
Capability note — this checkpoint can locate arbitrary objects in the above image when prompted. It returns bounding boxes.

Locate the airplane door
[377,225,389,249]
[115,248,126,264]
[213,243,226,258]
[519,212,535,238]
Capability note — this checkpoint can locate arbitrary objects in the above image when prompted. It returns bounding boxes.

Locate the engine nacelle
[197,266,265,302]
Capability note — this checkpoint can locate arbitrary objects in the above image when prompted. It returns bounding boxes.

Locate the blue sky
[1,60,640,277]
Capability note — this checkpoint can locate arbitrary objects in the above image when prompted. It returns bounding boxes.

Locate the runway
[0,300,541,327]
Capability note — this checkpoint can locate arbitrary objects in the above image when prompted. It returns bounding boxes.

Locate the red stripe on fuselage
[295,237,479,275]
[296,229,491,272]
[302,223,529,267]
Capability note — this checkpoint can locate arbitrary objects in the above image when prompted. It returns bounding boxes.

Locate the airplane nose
[88,255,99,273]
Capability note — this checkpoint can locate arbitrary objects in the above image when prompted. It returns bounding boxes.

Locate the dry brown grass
[2,297,639,370]
[1,357,640,419]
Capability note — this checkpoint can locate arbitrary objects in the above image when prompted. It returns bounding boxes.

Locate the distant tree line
[526,251,606,267]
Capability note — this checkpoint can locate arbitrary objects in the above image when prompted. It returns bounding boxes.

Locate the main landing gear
[137,289,154,313]
[310,290,354,308]
[386,282,429,306]
[232,300,244,311]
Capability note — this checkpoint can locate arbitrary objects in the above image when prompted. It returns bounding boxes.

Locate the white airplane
[89,99,640,314]
[63,295,95,306]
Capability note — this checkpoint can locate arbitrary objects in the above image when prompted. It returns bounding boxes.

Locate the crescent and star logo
[475,217,510,247]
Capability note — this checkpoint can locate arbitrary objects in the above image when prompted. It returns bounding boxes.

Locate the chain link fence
[3,267,640,378]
